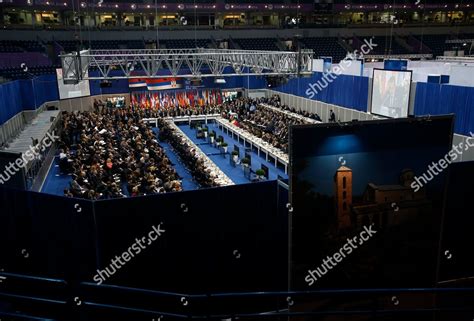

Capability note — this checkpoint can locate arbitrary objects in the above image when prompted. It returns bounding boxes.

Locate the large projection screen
[370,69,412,118]
[56,68,91,100]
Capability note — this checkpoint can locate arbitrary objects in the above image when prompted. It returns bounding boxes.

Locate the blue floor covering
[41,157,72,196]
[178,123,288,184]
[41,143,199,196]
[41,122,287,196]
[159,141,200,191]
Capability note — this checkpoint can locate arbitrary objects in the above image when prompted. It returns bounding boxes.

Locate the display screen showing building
[289,116,454,290]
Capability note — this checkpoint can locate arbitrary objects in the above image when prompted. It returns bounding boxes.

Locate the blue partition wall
[273,72,474,136]
[0,80,23,125]
[90,68,265,95]
[0,70,265,127]
[3,71,474,137]
[414,82,474,136]
[274,72,369,112]
[0,75,59,125]
[0,181,288,293]
[20,74,60,110]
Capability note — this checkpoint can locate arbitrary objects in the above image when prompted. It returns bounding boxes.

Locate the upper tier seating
[0,34,468,80]
[416,34,474,57]
[53,40,145,51]
[299,37,347,62]
[0,66,57,80]
[0,40,45,53]
[0,52,52,69]
[368,36,411,55]
[234,38,280,51]
[163,39,210,49]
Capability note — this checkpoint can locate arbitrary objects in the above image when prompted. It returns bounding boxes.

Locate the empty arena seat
[300,37,347,62]
[163,39,210,49]
[415,34,467,57]
[0,53,52,69]
[234,38,279,51]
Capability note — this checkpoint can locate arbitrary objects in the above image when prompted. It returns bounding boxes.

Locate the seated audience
[59,108,182,200]
[58,93,323,198]
[157,119,221,188]
[220,96,314,153]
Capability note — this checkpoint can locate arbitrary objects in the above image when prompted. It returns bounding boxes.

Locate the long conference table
[143,106,320,176]
[259,103,321,124]
[215,117,290,174]
[166,119,234,186]
[142,114,291,174]
[143,114,220,127]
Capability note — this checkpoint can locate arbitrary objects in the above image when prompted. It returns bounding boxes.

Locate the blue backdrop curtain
[89,68,258,95]
[414,82,474,136]
[0,75,59,125]
[0,80,23,125]
[274,72,369,112]
[32,74,60,108]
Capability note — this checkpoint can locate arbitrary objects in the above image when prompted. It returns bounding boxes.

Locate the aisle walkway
[40,122,287,196]
[158,140,200,191]
[41,157,72,196]
[149,128,199,191]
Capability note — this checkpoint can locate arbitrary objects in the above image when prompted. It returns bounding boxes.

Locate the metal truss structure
[436,56,474,62]
[364,53,433,60]
[446,39,474,44]
[59,48,314,83]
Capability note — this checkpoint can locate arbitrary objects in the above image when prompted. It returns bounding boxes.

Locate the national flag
[129,78,147,88]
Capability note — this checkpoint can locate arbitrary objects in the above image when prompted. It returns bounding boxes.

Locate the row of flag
[131,89,223,109]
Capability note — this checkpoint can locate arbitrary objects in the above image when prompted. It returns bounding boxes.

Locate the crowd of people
[59,108,182,199]
[58,93,324,199]
[262,95,322,121]
[219,96,318,153]
[147,105,222,118]
[157,119,221,188]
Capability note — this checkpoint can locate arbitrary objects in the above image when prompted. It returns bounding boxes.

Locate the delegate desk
[259,103,321,124]
[143,114,221,127]
[215,117,289,174]
[166,120,234,186]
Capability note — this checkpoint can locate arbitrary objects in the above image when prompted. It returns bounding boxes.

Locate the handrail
[3,272,474,297]
[0,271,67,285]
[1,273,473,319]
[81,281,474,297]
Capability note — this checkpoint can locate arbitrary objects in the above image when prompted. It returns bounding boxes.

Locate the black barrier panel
[439,160,474,282]
[289,116,454,290]
[0,152,26,189]
[1,181,287,294]
[90,181,287,293]
[0,186,96,281]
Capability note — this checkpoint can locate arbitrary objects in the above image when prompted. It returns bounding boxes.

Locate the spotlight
[266,75,288,88]
[100,80,112,88]
[190,78,202,86]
